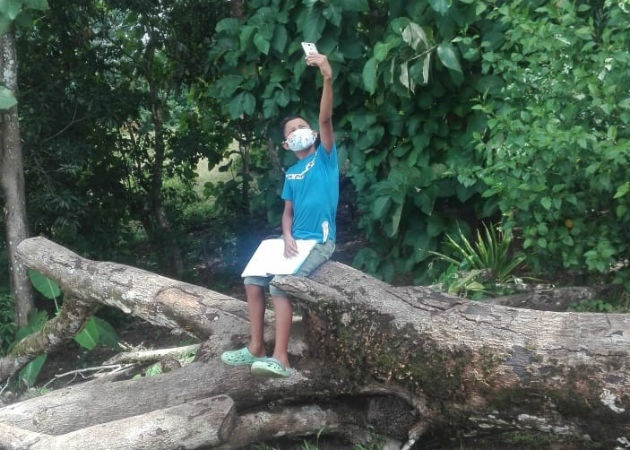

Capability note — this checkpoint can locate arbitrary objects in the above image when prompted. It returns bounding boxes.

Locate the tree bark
[145,34,184,278]
[0,395,235,450]
[272,263,630,444]
[0,30,34,327]
[0,237,627,448]
[0,295,96,382]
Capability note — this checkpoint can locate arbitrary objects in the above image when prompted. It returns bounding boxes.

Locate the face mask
[286,128,315,152]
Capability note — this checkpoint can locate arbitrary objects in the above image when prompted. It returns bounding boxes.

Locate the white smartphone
[301,42,318,56]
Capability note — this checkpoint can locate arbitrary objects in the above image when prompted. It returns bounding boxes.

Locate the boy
[221,52,338,377]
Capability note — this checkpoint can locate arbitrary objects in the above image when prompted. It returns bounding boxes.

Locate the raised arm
[306,53,334,153]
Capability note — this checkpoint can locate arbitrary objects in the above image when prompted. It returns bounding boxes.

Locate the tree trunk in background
[146,35,184,278]
[0,30,34,327]
[238,137,250,213]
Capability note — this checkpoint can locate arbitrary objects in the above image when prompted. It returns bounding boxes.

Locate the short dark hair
[280,115,307,138]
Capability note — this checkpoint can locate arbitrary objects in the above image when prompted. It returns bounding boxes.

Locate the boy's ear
[281,141,289,150]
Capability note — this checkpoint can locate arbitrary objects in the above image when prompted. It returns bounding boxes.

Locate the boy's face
[282,118,317,150]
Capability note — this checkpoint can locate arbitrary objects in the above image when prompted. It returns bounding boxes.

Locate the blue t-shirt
[281,143,339,243]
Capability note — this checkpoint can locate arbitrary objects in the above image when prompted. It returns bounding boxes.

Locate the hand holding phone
[301,42,318,56]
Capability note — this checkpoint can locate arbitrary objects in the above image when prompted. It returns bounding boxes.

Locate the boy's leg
[265,241,335,369]
[270,294,292,368]
[245,283,267,357]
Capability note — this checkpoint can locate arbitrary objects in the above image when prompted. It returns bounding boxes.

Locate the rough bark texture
[0,395,235,450]
[14,237,252,340]
[0,30,34,327]
[0,237,628,449]
[272,263,630,444]
[0,295,96,381]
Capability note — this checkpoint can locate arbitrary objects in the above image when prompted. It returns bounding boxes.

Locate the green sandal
[250,358,293,378]
[220,347,267,366]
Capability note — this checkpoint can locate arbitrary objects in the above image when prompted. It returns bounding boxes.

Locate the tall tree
[14,0,230,277]
[0,28,34,327]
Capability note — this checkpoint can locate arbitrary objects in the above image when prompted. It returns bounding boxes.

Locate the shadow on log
[0,237,628,449]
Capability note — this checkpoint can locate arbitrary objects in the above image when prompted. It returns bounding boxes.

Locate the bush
[468,0,630,276]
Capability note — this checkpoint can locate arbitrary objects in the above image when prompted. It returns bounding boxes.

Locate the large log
[0,236,275,382]
[272,263,630,444]
[0,237,627,449]
[0,395,236,450]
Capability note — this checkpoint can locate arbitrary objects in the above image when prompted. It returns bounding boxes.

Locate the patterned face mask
[286,128,315,152]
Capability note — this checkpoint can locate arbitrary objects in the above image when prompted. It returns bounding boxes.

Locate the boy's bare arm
[282,200,298,257]
[306,53,334,153]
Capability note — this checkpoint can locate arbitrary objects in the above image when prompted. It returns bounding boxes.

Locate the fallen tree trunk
[0,237,274,382]
[0,395,235,450]
[273,264,630,444]
[0,237,627,449]
[0,295,96,381]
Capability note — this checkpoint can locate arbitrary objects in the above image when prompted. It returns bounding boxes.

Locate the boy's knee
[244,275,268,288]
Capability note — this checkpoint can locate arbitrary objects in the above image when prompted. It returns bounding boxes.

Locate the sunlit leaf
[28,269,61,300]
[74,317,99,350]
[362,57,378,94]
[0,85,17,109]
[429,0,450,15]
[19,354,47,388]
[402,22,428,51]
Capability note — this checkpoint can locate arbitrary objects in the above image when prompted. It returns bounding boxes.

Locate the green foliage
[430,223,525,284]
[468,0,630,275]
[16,0,232,274]
[10,308,47,351]
[18,354,47,388]
[209,0,492,283]
[0,292,16,355]
[433,264,488,298]
[207,0,629,286]
[568,297,629,313]
[0,0,49,109]
[28,269,61,299]
[74,316,120,351]
[0,85,17,109]
[9,309,48,387]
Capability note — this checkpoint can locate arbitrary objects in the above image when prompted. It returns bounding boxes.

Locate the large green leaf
[437,42,462,74]
[241,92,256,115]
[253,33,270,54]
[92,316,119,349]
[372,196,390,220]
[73,316,119,350]
[19,354,47,388]
[74,317,99,350]
[299,9,325,42]
[429,0,450,15]
[271,25,287,53]
[0,85,17,109]
[402,22,428,51]
[28,269,61,300]
[399,61,415,93]
[362,57,378,94]
[0,0,22,20]
[390,201,404,236]
[216,18,240,34]
[228,92,256,119]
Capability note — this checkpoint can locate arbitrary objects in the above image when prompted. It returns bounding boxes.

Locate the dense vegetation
[1,0,628,357]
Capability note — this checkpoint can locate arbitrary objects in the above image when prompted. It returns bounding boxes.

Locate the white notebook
[241,238,317,277]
